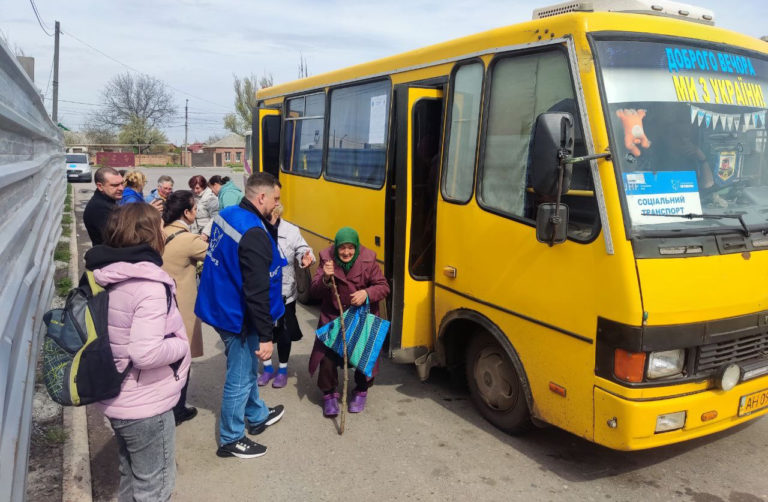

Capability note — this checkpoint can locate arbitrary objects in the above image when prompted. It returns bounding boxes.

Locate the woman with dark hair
[309,227,390,417]
[188,175,218,238]
[161,190,208,425]
[209,175,243,209]
[83,203,190,501]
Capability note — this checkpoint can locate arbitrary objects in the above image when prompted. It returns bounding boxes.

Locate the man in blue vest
[195,172,287,459]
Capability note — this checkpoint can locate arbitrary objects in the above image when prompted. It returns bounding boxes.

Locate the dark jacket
[237,197,279,342]
[83,190,118,245]
[308,245,390,375]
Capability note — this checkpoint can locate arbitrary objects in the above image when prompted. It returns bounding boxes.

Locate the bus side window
[442,62,483,203]
[282,94,325,176]
[326,80,390,187]
[478,48,599,242]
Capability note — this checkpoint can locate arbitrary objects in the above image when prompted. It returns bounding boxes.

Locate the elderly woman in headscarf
[309,227,390,417]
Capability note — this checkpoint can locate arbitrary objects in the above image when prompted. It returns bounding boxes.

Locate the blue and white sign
[623,171,703,224]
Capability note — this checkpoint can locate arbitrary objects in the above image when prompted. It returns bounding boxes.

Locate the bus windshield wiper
[653,212,750,237]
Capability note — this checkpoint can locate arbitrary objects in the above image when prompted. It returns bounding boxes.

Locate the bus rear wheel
[465,334,532,434]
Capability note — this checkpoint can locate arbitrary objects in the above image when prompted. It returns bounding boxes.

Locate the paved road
[72,169,768,502]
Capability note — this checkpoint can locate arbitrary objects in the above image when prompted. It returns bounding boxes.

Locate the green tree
[82,124,117,145]
[223,73,274,135]
[118,116,168,154]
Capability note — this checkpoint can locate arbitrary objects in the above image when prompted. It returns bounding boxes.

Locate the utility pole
[184,99,188,167]
[52,21,60,122]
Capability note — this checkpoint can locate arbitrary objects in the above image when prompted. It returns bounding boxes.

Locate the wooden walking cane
[329,275,348,435]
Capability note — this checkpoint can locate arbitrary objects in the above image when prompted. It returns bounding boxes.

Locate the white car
[66,153,92,182]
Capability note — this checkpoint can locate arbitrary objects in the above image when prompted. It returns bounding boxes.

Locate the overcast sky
[2,0,766,144]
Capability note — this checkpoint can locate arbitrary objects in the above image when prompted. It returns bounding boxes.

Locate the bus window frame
[475,42,604,245]
[280,91,327,179]
[589,31,768,243]
[440,58,486,206]
[322,77,393,191]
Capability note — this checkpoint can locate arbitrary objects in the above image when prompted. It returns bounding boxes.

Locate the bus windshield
[594,37,768,237]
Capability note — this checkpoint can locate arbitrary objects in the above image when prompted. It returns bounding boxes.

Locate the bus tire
[295,264,314,305]
[465,333,532,434]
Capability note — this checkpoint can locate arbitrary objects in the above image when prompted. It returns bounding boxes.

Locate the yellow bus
[252,0,768,450]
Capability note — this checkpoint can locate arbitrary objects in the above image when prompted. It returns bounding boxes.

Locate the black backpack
[42,271,172,406]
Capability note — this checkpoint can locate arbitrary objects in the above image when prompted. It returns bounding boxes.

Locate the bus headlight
[646,349,685,379]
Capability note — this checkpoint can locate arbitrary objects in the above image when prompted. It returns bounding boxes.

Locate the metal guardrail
[0,40,65,502]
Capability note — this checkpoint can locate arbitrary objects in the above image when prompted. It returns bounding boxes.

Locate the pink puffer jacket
[92,261,191,420]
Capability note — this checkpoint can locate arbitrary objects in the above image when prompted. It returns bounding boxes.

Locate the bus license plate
[738,388,768,417]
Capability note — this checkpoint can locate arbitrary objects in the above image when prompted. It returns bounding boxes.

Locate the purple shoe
[348,391,367,413]
[257,370,275,387]
[272,372,288,388]
[322,393,340,417]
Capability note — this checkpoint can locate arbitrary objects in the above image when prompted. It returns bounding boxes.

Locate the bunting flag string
[687,105,766,131]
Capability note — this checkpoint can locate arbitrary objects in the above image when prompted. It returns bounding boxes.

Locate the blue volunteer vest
[194,206,286,335]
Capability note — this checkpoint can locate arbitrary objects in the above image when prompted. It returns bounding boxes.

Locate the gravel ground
[26,305,64,502]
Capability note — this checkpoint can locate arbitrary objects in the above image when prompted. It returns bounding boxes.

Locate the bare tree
[90,73,176,130]
[0,29,25,57]
[298,53,309,79]
[223,73,274,135]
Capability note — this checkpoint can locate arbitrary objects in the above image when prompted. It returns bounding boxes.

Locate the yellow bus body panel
[637,253,768,325]
[280,173,386,259]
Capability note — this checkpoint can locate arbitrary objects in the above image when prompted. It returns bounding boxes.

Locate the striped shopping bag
[315,299,390,377]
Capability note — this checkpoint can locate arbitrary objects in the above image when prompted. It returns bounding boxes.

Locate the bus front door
[389,86,444,366]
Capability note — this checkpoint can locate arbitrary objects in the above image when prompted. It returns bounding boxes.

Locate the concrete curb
[61,184,93,502]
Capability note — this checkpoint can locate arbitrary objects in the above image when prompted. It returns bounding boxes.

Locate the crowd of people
[81,167,389,500]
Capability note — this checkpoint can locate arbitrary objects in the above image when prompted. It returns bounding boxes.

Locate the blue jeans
[217,329,270,445]
[109,410,175,502]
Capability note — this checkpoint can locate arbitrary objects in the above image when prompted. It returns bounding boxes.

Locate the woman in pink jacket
[84,203,191,502]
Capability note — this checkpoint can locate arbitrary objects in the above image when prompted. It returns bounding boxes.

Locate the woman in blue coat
[120,170,147,205]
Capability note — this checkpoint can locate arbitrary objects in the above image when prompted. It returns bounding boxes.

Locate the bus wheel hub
[474,347,516,411]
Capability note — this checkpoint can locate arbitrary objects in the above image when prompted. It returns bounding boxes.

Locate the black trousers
[273,300,302,364]
[317,348,371,393]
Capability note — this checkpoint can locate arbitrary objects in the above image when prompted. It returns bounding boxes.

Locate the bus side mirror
[530,112,574,198]
[536,203,569,245]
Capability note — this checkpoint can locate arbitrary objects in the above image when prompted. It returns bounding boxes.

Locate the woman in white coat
[187,175,219,239]
[257,203,315,388]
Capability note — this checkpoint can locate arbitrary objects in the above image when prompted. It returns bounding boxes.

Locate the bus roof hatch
[532,0,715,25]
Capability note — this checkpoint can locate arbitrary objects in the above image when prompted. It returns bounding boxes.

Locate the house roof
[207,133,245,149]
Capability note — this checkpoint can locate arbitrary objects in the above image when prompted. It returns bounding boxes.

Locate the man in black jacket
[195,172,286,459]
[83,167,124,245]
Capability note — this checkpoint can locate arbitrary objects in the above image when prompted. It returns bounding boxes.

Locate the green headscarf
[334,227,360,273]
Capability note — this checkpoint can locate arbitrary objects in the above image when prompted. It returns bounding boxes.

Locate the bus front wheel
[465,334,532,434]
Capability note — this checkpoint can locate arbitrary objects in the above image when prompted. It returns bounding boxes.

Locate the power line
[29,0,53,36]
[44,97,101,106]
[59,29,232,111]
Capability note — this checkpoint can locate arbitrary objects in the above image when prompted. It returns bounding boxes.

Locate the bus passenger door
[256,108,281,178]
[389,86,444,364]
